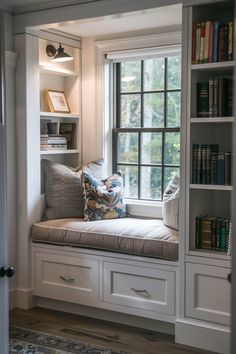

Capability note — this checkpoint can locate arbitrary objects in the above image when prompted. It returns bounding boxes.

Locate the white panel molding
[175,319,230,354]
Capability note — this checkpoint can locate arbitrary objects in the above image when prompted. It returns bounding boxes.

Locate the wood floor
[10,307,216,354]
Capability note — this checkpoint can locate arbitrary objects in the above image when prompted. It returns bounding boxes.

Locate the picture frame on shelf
[44,89,71,113]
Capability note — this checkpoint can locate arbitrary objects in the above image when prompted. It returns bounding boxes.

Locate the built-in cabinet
[38,38,81,167]
[177,1,233,353]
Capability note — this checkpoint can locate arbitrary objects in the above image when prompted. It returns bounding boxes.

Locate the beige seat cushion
[31,217,179,261]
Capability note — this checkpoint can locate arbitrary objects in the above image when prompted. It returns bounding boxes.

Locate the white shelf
[40,111,80,119]
[191,61,235,71]
[190,184,233,191]
[191,117,234,124]
[189,249,231,261]
[40,149,79,155]
[39,65,78,77]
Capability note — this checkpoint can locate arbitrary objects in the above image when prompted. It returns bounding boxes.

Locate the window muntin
[113,55,181,201]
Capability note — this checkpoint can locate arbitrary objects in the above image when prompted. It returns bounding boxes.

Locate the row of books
[40,135,68,150]
[192,21,233,64]
[196,78,233,118]
[192,144,231,185]
[195,215,231,253]
[40,122,76,150]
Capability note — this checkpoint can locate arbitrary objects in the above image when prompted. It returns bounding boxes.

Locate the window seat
[31,217,179,261]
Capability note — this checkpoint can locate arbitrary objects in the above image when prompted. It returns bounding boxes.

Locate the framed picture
[45,90,70,113]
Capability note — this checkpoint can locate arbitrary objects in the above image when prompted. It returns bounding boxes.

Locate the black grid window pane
[113,55,181,201]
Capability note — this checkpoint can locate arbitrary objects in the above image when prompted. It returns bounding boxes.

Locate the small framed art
[45,90,71,113]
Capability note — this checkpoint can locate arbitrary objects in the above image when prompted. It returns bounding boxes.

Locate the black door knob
[0,266,15,278]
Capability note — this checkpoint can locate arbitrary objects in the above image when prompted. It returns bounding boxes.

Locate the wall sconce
[46,44,74,62]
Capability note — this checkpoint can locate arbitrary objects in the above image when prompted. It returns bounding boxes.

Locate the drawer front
[103,262,175,315]
[33,252,99,304]
[186,263,231,325]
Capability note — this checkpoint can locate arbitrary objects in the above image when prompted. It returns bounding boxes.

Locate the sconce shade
[46,44,73,62]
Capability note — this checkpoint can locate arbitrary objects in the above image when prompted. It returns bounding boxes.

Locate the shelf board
[191,117,234,123]
[189,249,231,261]
[191,60,235,71]
[190,184,233,191]
[39,65,78,77]
[40,149,79,155]
[40,112,80,119]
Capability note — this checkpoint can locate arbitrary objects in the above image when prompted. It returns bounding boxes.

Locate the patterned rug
[9,326,129,354]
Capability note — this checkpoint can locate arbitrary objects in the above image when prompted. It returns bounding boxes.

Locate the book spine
[201,144,207,184]
[220,220,228,252]
[216,152,225,185]
[227,221,232,256]
[199,22,206,64]
[195,216,202,249]
[204,21,211,63]
[196,144,202,184]
[210,144,219,184]
[192,144,198,183]
[228,22,233,61]
[215,218,223,251]
[206,145,211,184]
[218,77,227,117]
[224,152,232,185]
[208,21,214,63]
[211,217,217,250]
[208,78,214,117]
[213,78,219,117]
[197,82,209,117]
[196,23,202,64]
[201,218,212,250]
[192,23,197,64]
[218,24,225,62]
[213,21,220,62]
[227,79,233,116]
[224,23,228,61]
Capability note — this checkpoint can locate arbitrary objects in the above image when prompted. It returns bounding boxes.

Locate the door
[0,11,9,354]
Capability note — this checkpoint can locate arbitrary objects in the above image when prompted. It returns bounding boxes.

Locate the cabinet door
[186,262,231,325]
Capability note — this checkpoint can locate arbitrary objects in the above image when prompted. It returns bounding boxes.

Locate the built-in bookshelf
[39,38,81,166]
[187,0,234,259]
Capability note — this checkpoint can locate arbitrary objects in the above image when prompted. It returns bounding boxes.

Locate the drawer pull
[131,288,151,298]
[59,276,75,283]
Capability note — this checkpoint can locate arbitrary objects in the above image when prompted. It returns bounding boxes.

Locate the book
[227,79,233,116]
[197,82,209,117]
[213,78,219,117]
[215,217,224,251]
[192,23,197,64]
[208,21,214,63]
[213,21,220,62]
[196,23,202,64]
[208,78,214,117]
[59,123,76,149]
[201,217,213,250]
[216,153,225,185]
[228,22,233,61]
[195,215,208,248]
[199,22,205,63]
[218,78,227,117]
[218,24,225,62]
[203,21,211,63]
[224,152,232,185]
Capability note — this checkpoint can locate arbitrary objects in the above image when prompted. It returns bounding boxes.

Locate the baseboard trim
[35,296,175,335]
[15,289,35,310]
[175,318,230,354]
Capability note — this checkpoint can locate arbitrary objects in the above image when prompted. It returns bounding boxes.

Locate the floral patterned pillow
[83,172,127,221]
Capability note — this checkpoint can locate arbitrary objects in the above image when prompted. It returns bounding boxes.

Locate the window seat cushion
[31,217,179,261]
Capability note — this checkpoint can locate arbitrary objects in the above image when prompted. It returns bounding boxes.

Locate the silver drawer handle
[59,276,75,283]
[131,288,151,298]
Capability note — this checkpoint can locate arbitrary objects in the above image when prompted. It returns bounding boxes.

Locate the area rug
[9,326,129,354]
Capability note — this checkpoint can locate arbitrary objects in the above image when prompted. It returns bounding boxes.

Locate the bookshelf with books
[176,1,234,352]
[39,38,81,167]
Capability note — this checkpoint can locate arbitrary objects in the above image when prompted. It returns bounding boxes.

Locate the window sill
[125,199,163,219]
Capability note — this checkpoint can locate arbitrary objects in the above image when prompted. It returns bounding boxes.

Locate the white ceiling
[50,4,182,38]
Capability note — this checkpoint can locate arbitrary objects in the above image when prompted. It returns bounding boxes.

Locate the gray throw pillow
[162,175,180,230]
[42,159,84,220]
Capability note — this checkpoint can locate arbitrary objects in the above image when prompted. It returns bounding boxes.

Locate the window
[113,55,181,201]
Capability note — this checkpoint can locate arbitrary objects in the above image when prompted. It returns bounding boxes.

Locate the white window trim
[95,31,181,218]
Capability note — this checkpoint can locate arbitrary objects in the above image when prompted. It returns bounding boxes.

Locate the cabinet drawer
[103,262,175,315]
[33,252,99,304]
[186,263,231,325]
